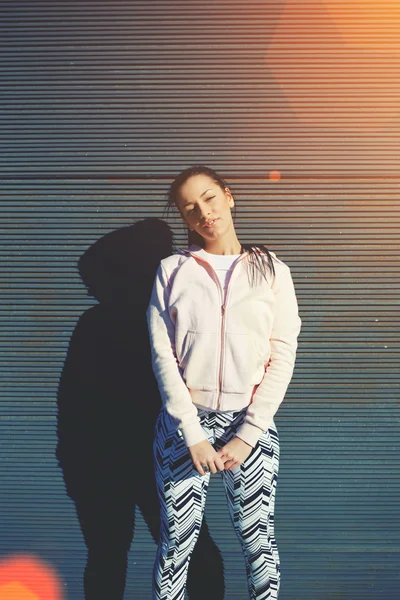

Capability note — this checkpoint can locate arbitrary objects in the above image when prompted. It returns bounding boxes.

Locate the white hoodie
[146,244,302,448]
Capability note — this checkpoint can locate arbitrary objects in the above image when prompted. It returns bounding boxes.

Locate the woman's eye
[189,197,215,213]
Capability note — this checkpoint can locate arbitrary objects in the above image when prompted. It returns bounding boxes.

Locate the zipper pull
[221,304,226,315]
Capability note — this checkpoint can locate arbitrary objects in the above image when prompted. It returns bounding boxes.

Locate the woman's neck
[202,239,242,255]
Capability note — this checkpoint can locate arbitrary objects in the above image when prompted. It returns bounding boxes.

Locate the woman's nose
[199,208,211,220]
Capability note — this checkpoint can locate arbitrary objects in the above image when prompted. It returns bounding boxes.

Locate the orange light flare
[325,1,400,50]
[265,1,400,132]
[0,554,63,600]
[269,170,281,182]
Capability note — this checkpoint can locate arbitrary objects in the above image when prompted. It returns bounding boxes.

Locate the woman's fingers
[197,457,239,474]
[197,462,209,476]
[188,440,217,475]
[194,457,240,474]
[217,438,253,469]
[218,448,241,470]
[188,439,238,475]
[192,460,207,476]
[193,456,225,476]
[223,459,240,470]
[200,461,217,475]
[218,451,236,465]
[214,455,226,472]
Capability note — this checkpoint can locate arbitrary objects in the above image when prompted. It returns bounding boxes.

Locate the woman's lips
[203,218,219,228]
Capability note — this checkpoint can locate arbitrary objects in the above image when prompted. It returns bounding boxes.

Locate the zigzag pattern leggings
[152,406,281,600]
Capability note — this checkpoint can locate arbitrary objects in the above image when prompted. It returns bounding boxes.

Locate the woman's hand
[188,439,226,476]
[216,436,253,470]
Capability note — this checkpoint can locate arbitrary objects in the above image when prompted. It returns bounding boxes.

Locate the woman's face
[175,174,235,240]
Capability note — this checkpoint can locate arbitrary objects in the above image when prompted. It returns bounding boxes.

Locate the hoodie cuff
[181,421,208,448]
[235,421,266,448]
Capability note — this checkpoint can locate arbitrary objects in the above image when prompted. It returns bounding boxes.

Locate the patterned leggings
[152,406,281,600]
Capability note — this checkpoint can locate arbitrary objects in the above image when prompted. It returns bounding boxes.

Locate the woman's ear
[225,188,234,207]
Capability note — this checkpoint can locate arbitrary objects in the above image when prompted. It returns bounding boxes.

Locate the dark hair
[162,164,276,287]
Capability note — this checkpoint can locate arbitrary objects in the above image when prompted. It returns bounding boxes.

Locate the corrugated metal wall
[1,1,399,598]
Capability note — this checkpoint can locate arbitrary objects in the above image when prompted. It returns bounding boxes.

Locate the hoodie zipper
[183,250,247,410]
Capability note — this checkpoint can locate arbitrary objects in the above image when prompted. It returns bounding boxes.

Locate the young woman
[146,165,302,600]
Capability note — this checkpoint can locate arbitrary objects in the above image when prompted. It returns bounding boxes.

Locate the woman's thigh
[153,408,210,535]
[218,420,280,537]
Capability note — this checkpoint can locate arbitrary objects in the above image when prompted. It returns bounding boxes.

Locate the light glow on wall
[0,555,63,600]
[265,1,400,131]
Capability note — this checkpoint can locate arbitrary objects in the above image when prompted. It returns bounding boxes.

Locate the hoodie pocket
[222,331,265,393]
[180,330,220,391]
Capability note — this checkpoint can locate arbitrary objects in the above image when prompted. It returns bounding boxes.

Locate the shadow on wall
[55,218,224,600]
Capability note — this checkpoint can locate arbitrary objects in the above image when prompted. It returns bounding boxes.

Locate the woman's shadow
[55,218,224,600]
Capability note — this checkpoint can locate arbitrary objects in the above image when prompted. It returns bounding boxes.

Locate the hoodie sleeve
[235,262,302,448]
[146,262,208,447]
